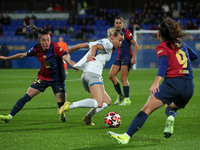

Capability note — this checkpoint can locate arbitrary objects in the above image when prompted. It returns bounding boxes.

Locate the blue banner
[0,41,199,69]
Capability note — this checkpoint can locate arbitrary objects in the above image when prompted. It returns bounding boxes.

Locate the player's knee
[108,74,114,80]
[106,100,111,105]
[97,101,103,108]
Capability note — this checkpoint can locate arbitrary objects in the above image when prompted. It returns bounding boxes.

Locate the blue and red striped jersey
[116,28,133,61]
[156,41,198,79]
[27,42,67,82]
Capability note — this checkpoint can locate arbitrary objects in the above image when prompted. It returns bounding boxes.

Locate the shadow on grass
[70,143,159,150]
[70,133,162,150]
[0,106,58,112]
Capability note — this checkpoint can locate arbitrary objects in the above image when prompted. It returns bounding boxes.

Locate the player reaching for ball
[0,22,76,123]
[58,28,124,125]
[107,18,198,144]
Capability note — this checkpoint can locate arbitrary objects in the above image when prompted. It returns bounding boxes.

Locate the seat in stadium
[18,36,25,41]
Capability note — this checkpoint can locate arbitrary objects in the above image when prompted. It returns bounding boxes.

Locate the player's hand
[0,56,7,60]
[87,55,96,61]
[131,56,136,65]
[148,83,159,95]
[72,67,79,72]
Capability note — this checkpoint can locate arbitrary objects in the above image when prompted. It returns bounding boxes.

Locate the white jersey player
[73,38,114,75]
[59,28,124,125]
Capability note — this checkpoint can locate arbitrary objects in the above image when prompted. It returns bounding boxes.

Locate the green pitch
[0,68,200,150]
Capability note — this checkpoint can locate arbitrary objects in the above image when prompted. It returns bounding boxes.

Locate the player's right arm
[67,42,89,54]
[0,52,28,60]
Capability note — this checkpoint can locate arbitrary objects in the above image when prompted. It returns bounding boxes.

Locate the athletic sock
[57,102,65,109]
[10,94,32,116]
[69,98,98,109]
[165,108,177,118]
[123,86,129,98]
[126,111,148,137]
[114,83,122,94]
[86,102,108,119]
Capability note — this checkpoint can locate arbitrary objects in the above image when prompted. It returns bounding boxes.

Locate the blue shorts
[30,78,66,94]
[114,59,131,67]
[155,77,194,108]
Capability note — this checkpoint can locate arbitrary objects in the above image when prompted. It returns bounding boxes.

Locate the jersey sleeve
[185,44,198,61]
[156,45,168,58]
[125,29,133,41]
[52,42,67,57]
[27,47,35,56]
[101,40,113,53]
[157,55,169,77]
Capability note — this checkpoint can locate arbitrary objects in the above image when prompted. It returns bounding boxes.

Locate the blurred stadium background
[0,0,200,69]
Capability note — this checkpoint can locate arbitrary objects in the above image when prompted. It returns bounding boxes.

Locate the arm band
[61,51,67,57]
[157,55,168,77]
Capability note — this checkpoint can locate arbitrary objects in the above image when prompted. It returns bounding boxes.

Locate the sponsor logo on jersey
[157,50,163,55]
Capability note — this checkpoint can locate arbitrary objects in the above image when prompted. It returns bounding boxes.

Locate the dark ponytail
[158,18,190,45]
[23,21,48,40]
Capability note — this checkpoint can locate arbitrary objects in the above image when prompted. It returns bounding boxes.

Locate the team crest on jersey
[44,62,51,68]
[43,55,46,59]
[59,48,63,52]
[129,33,132,36]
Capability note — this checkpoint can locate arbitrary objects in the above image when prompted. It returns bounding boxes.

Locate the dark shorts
[114,59,131,67]
[155,77,194,108]
[30,78,66,94]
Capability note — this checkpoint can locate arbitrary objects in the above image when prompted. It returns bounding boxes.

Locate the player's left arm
[187,47,198,61]
[67,42,89,54]
[149,76,163,95]
[130,38,138,65]
[148,45,169,95]
[62,54,76,67]
[87,44,104,61]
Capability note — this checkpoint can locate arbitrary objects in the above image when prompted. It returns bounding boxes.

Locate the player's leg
[119,64,131,106]
[58,72,100,115]
[82,84,105,125]
[55,92,67,122]
[108,95,164,144]
[83,89,111,125]
[163,103,180,138]
[51,80,67,122]
[109,61,124,105]
[0,87,40,123]
[0,78,50,123]
[164,79,194,138]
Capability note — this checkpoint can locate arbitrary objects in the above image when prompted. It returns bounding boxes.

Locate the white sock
[86,102,108,119]
[9,114,13,119]
[69,98,98,109]
[124,133,131,139]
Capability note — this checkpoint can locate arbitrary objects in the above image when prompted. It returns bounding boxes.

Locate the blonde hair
[107,27,123,38]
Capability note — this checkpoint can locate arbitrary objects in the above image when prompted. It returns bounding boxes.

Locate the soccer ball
[104,112,121,127]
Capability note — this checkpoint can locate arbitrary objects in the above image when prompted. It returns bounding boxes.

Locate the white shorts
[81,72,103,92]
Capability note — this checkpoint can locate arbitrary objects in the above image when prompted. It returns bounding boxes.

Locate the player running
[107,18,198,144]
[58,28,124,125]
[109,16,138,106]
[0,22,76,123]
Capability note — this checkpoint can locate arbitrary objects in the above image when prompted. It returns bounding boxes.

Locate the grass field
[0,68,200,150]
